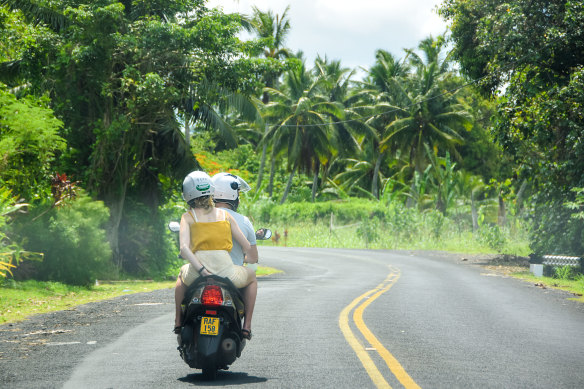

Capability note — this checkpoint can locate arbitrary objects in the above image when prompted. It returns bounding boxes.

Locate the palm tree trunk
[471,190,479,232]
[280,165,297,204]
[106,178,128,272]
[498,191,506,227]
[267,150,276,198]
[256,124,268,193]
[371,152,383,200]
[516,179,527,214]
[406,145,420,208]
[184,115,191,146]
[311,162,320,202]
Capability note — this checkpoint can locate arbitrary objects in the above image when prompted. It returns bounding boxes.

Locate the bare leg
[241,268,257,332]
[174,276,186,329]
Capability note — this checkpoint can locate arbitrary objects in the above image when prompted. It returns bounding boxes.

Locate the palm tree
[380,37,472,206]
[311,56,371,199]
[358,49,410,199]
[405,35,451,75]
[183,78,263,148]
[262,61,345,203]
[331,158,378,199]
[247,6,292,195]
[249,6,291,103]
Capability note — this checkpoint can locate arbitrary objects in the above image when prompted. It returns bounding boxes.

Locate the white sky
[206,0,448,73]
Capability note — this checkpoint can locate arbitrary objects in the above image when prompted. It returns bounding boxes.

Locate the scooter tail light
[201,285,223,307]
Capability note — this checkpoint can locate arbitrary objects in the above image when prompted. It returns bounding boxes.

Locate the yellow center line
[339,266,421,389]
[354,266,421,389]
[339,288,391,389]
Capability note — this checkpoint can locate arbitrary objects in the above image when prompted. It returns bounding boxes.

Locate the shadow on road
[178,371,268,386]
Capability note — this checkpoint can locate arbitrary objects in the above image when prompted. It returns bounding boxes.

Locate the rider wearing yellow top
[179,208,250,288]
[174,171,257,340]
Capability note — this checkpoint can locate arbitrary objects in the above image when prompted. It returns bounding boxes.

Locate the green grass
[255,265,283,277]
[511,272,584,302]
[0,279,175,324]
[257,221,531,256]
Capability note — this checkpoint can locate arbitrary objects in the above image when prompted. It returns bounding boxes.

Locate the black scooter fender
[196,323,225,360]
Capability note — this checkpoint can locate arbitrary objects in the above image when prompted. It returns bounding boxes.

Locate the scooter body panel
[178,276,245,372]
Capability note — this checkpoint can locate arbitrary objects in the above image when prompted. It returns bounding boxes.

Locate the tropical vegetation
[1,0,582,286]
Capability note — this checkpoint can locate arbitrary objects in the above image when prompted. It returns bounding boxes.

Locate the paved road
[2,247,584,388]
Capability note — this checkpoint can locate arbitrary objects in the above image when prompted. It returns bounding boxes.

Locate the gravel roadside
[0,287,175,388]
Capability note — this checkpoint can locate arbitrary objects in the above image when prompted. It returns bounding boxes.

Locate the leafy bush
[0,188,21,278]
[423,210,447,239]
[0,86,65,199]
[530,198,584,257]
[554,265,576,281]
[477,224,505,251]
[356,216,380,248]
[12,192,113,286]
[117,196,182,279]
[0,188,43,279]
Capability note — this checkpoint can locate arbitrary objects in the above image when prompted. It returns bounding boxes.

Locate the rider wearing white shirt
[211,173,258,266]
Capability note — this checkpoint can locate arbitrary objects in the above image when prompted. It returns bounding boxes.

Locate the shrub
[554,265,575,281]
[531,194,584,257]
[12,192,113,285]
[117,196,181,279]
[356,216,380,248]
[0,86,65,199]
[0,187,42,279]
[477,224,505,251]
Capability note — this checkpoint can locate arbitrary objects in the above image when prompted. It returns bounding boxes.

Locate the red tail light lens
[201,285,223,307]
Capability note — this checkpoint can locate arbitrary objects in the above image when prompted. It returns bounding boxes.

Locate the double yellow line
[339,265,420,389]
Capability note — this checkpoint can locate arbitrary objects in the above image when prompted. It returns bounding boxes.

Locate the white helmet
[211,173,251,210]
[182,171,214,203]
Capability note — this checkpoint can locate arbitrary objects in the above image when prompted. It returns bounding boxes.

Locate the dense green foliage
[439,0,584,256]
[0,85,65,198]
[0,0,279,280]
[0,187,28,277]
[11,192,112,285]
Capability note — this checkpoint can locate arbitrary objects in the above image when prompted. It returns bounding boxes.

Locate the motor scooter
[168,221,271,379]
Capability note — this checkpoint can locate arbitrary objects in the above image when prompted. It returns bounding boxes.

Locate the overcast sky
[207,0,449,73]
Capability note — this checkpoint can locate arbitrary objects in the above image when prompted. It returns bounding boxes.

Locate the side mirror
[168,221,180,233]
[255,228,272,240]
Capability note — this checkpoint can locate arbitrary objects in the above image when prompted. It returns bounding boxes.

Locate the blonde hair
[189,195,213,210]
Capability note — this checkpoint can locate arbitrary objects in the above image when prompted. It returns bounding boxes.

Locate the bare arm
[179,212,210,275]
[225,212,256,263]
[245,244,259,264]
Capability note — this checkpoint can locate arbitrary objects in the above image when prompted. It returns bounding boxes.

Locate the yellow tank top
[189,209,233,252]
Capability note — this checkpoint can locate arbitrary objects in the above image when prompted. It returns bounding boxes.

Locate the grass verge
[0,266,282,324]
[0,279,175,324]
[511,272,584,302]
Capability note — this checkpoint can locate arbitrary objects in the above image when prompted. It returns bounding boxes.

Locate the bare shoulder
[223,210,235,223]
[182,210,195,224]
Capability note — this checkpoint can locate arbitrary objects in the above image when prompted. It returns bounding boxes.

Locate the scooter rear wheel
[202,364,217,380]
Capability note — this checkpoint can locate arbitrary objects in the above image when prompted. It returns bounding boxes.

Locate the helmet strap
[214,198,239,212]
[231,198,239,212]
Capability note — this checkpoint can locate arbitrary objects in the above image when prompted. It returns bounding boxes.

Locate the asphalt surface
[1,247,583,388]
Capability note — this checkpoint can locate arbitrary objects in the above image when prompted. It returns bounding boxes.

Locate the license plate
[200,317,219,336]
